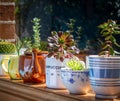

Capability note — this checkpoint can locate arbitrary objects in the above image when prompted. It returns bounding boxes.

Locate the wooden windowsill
[0,76,119,101]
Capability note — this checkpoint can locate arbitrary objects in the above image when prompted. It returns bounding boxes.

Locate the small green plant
[66,18,82,48]
[0,41,16,54]
[22,37,32,52]
[98,19,120,56]
[15,37,31,55]
[15,38,23,56]
[66,57,85,70]
[32,17,41,49]
[22,17,47,52]
[66,19,76,33]
[39,41,48,51]
[47,31,80,62]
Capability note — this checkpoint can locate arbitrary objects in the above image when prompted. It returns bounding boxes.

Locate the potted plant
[46,31,79,89]
[19,17,48,83]
[6,38,30,80]
[61,56,90,94]
[0,40,17,76]
[66,18,88,62]
[87,19,120,99]
[1,37,31,80]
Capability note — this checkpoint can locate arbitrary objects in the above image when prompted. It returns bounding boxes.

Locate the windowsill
[0,76,119,101]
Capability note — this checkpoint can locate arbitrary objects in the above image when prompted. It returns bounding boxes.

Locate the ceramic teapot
[19,49,47,83]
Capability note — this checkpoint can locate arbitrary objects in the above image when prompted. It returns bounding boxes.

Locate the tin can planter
[46,57,66,89]
[87,55,120,99]
[61,68,90,94]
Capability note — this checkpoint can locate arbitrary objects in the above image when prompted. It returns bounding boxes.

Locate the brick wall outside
[0,5,15,21]
[0,1,16,41]
[0,0,14,2]
[0,24,15,39]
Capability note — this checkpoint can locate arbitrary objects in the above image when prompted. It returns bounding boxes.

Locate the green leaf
[114,41,120,47]
[110,36,115,42]
[51,31,57,36]
[99,51,107,55]
[115,31,120,34]
[110,36,120,47]
[114,51,120,55]
[102,32,110,37]
[102,44,109,50]
[109,47,114,56]
[105,35,111,40]
[98,22,108,29]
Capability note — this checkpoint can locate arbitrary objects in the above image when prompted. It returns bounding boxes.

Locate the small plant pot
[8,56,21,80]
[19,50,47,83]
[61,68,90,94]
[0,54,17,76]
[87,55,120,99]
[46,57,66,89]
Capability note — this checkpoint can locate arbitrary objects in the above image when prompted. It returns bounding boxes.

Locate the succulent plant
[47,31,80,62]
[0,42,16,54]
[32,17,41,49]
[65,57,85,70]
[98,19,120,56]
[22,17,47,53]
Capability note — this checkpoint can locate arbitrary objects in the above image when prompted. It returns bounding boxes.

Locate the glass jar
[8,56,21,80]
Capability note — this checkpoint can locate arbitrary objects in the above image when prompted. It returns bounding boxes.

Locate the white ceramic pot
[46,57,66,89]
[61,68,90,94]
[87,55,120,99]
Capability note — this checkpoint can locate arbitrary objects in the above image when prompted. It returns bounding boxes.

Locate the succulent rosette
[47,31,80,62]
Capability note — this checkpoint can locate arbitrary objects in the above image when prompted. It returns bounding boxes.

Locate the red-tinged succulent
[47,31,80,62]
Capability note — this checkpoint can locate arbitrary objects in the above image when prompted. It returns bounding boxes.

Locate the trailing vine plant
[98,19,120,56]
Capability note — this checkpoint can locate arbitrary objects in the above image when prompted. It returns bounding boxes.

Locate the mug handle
[1,58,10,73]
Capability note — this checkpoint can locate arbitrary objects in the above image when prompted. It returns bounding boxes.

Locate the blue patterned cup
[87,55,120,99]
[61,68,90,94]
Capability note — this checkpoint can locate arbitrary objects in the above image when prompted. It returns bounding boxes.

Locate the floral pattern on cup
[61,68,90,94]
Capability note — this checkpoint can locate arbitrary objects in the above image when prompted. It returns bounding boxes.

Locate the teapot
[19,49,47,83]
